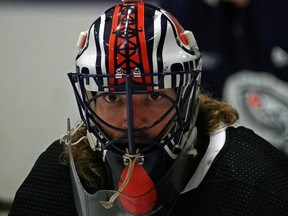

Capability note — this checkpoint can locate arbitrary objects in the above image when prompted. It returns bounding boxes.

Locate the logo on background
[223,70,288,155]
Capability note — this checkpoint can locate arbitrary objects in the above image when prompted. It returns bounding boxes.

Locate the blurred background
[0,1,116,214]
[0,0,287,215]
[160,0,288,154]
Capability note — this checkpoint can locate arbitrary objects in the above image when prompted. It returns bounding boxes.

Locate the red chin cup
[118,165,157,215]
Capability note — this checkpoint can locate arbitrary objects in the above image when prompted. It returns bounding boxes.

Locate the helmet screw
[133,67,141,77]
[136,156,144,165]
[123,157,130,166]
[115,68,124,79]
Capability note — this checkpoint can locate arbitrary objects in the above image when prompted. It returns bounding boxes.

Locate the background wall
[0,1,115,210]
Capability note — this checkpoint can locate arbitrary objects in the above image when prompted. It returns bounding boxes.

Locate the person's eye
[104,94,119,103]
[147,92,162,101]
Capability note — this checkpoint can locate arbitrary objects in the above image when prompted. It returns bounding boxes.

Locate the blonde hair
[196,94,239,134]
[60,93,239,188]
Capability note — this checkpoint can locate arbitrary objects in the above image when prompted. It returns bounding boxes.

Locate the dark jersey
[9,127,288,215]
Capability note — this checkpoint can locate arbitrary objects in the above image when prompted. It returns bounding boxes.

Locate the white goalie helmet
[67,0,202,215]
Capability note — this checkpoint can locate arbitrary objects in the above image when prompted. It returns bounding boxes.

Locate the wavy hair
[196,93,239,134]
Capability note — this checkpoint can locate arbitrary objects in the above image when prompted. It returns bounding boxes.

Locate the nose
[121,95,148,129]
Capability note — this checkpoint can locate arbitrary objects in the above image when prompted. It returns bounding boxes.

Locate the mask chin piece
[67,125,198,215]
[100,149,158,215]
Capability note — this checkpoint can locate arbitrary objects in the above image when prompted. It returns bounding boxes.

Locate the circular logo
[223,70,288,155]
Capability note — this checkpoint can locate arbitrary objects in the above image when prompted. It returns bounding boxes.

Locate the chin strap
[101,148,157,215]
[100,149,142,209]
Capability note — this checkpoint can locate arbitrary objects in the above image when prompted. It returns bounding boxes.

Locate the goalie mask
[68,0,202,215]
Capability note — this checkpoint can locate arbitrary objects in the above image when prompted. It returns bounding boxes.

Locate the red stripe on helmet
[166,13,189,46]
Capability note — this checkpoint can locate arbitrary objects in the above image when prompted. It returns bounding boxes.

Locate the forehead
[97,88,176,95]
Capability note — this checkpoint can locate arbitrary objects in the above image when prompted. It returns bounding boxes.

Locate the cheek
[145,110,175,137]
[95,103,123,127]
[99,122,119,138]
